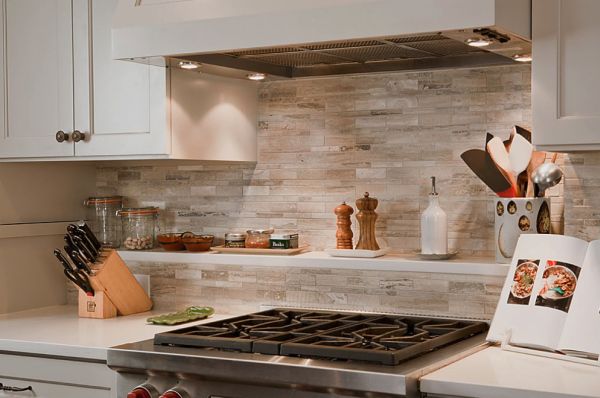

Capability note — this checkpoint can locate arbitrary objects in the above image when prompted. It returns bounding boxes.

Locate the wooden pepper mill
[334,202,354,249]
[355,192,380,250]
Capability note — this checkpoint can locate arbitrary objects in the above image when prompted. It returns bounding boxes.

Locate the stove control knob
[160,388,190,398]
[127,384,160,398]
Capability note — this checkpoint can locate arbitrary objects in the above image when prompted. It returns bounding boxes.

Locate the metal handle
[72,130,86,142]
[55,130,70,143]
[0,383,33,393]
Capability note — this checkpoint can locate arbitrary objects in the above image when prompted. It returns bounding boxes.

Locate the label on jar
[270,239,290,249]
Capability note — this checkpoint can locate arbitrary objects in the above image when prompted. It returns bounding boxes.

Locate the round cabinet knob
[72,130,87,142]
[55,130,69,143]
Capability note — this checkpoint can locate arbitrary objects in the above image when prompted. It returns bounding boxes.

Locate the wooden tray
[325,248,390,258]
[211,245,309,255]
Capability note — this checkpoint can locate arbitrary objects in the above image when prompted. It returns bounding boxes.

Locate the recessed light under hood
[113,0,531,78]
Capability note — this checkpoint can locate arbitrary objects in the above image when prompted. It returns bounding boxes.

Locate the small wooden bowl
[181,232,214,252]
[157,233,185,251]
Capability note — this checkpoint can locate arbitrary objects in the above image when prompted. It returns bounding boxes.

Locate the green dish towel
[147,306,215,325]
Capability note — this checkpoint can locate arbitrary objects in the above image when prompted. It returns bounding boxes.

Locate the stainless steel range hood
[113,0,531,78]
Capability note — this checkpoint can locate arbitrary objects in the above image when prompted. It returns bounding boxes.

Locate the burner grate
[154,309,488,365]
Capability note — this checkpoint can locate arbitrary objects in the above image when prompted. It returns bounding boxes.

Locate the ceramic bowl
[181,232,214,252]
[157,233,185,251]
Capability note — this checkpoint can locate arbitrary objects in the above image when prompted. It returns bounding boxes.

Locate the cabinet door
[0,0,75,158]
[73,0,169,157]
[533,0,600,150]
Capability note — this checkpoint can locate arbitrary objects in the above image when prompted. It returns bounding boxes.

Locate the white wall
[0,162,96,313]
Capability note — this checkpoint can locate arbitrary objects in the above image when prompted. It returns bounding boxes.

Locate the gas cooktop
[154,309,488,365]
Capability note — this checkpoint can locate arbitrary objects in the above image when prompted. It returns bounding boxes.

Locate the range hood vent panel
[114,0,531,78]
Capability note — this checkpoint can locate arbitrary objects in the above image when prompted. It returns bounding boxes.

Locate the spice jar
[117,207,159,250]
[245,229,273,249]
[224,233,246,248]
[83,196,123,248]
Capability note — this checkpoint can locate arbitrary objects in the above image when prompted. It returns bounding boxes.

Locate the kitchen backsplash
[98,64,554,257]
[68,262,503,319]
[84,63,600,318]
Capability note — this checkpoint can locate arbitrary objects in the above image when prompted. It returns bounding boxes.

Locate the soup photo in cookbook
[488,235,600,358]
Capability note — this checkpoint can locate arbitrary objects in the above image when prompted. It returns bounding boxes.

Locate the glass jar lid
[117,207,159,217]
[246,229,274,235]
[84,196,123,206]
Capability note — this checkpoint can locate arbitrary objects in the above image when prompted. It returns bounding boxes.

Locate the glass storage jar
[245,229,273,249]
[117,207,159,250]
[83,196,123,248]
[224,233,246,248]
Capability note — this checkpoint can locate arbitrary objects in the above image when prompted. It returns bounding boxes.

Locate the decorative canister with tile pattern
[494,197,551,263]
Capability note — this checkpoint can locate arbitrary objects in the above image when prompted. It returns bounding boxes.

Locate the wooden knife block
[78,249,153,319]
[78,290,117,319]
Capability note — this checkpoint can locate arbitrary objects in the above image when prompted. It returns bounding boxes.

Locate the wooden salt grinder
[334,202,354,249]
[355,192,380,250]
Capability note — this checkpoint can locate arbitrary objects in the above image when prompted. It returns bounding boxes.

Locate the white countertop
[420,345,600,398]
[119,250,509,276]
[0,305,235,361]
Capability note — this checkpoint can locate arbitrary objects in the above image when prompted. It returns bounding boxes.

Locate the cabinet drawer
[0,377,110,398]
[0,353,115,389]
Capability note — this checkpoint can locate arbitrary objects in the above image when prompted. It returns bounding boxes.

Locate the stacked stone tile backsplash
[98,64,539,255]
[87,64,578,319]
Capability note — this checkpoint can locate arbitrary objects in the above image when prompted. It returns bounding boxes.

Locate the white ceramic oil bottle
[421,176,448,254]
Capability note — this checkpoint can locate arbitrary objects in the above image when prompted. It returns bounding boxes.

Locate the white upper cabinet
[74,0,170,157]
[533,0,600,151]
[0,0,257,161]
[0,0,75,158]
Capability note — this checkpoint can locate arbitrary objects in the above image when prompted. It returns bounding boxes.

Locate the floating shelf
[118,250,509,276]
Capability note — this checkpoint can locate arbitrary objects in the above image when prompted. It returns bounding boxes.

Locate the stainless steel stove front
[109,334,487,398]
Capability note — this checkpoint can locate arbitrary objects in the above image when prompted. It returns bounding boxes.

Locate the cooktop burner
[154,309,488,365]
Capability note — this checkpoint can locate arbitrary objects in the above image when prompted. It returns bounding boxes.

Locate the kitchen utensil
[73,235,96,263]
[531,163,564,197]
[460,149,516,197]
[355,192,380,250]
[526,151,547,197]
[508,133,533,177]
[514,125,532,142]
[64,245,92,275]
[64,234,92,264]
[77,221,102,250]
[53,249,94,295]
[334,202,354,249]
[503,126,532,151]
[487,137,519,194]
[69,224,99,258]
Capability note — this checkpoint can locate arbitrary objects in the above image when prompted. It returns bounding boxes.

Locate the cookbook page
[558,240,600,356]
[487,234,588,351]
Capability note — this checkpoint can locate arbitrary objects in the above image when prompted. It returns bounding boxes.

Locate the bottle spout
[430,176,438,195]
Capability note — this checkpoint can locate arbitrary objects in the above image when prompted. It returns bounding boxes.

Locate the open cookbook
[488,234,600,358]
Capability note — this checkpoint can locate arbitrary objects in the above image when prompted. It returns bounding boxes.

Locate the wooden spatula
[461,149,517,197]
[487,137,519,196]
[503,126,532,151]
[509,133,534,178]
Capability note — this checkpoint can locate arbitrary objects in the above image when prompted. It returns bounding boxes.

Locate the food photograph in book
[535,260,580,313]
[508,259,540,305]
